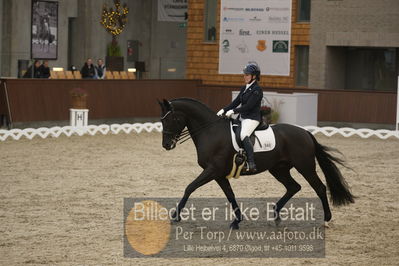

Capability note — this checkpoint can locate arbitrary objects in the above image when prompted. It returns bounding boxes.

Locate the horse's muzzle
[163,139,177,150]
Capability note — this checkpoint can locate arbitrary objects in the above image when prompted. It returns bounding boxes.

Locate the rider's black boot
[242,136,257,173]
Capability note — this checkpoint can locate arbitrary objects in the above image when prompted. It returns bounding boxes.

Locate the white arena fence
[0,123,398,141]
[304,126,399,140]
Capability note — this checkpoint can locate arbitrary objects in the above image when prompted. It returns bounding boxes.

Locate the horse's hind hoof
[274,217,281,226]
[324,221,330,228]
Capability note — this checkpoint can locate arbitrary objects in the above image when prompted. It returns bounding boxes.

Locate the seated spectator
[69,65,77,73]
[23,60,42,78]
[80,58,96,79]
[95,59,106,79]
[39,60,50,78]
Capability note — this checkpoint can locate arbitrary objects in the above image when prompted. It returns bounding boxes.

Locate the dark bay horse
[159,98,354,229]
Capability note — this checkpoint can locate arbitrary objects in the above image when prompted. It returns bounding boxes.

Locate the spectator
[39,60,50,78]
[69,65,77,73]
[80,58,95,79]
[23,60,42,78]
[95,59,106,79]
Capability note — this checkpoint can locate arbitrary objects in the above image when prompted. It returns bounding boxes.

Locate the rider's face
[244,74,253,84]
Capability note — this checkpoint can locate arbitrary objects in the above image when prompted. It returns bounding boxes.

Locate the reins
[162,110,223,145]
[177,117,223,144]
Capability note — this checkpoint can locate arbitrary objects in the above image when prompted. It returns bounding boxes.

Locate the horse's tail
[308,132,355,206]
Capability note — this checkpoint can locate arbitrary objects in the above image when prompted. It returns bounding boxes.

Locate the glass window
[345,48,397,91]
[295,46,309,87]
[297,0,311,22]
[204,0,217,42]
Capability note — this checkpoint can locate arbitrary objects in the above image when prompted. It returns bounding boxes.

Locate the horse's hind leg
[269,166,302,225]
[296,165,332,222]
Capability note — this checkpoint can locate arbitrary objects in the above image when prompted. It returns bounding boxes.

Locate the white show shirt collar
[245,80,256,91]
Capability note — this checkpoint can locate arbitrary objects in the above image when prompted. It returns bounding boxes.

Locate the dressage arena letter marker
[69,108,88,127]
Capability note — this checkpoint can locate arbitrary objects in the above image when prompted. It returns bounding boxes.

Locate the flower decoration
[100,0,129,36]
[261,105,278,124]
[260,106,272,115]
[70,87,87,97]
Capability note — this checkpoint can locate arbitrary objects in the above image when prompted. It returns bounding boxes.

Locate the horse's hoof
[324,221,330,228]
[274,217,281,226]
[230,221,240,230]
[171,211,181,222]
[171,215,181,223]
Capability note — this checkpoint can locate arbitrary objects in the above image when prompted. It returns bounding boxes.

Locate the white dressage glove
[225,110,235,118]
[216,109,225,116]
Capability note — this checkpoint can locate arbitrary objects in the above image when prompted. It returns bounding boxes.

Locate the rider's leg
[240,119,260,172]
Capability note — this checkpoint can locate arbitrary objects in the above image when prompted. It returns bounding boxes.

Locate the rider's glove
[225,110,235,118]
[216,109,225,116]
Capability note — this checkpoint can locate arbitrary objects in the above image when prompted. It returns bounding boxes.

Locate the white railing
[0,123,398,141]
[0,123,163,141]
[305,126,399,140]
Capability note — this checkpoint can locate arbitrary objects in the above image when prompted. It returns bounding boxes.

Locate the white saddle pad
[230,123,276,153]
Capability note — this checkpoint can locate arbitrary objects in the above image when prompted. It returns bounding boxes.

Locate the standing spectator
[39,60,50,78]
[95,59,106,79]
[23,60,42,78]
[80,58,96,79]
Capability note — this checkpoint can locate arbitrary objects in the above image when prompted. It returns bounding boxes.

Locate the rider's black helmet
[243,63,261,81]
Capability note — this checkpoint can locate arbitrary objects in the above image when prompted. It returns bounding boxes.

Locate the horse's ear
[157,98,164,108]
[163,99,173,111]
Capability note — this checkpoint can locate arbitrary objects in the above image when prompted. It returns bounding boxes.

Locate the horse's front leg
[172,167,215,222]
[215,177,242,230]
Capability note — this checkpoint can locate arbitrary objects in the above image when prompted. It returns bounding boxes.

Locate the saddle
[231,119,269,148]
[226,119,276,179]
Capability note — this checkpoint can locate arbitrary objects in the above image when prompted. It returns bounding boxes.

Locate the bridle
[161,109,222,145]
[160,110,172,120]
[161,110,185,145]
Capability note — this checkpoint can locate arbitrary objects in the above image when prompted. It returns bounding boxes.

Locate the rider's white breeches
[240,119,260,140]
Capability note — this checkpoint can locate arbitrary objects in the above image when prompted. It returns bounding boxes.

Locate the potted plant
[107,37,122,57]
[70,88,88,109]
[106,37,124,71]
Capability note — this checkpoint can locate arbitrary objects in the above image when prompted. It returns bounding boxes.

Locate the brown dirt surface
[1,133,398,265]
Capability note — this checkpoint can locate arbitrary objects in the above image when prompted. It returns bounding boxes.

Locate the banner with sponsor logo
[158,0,188,22]
[219,0,292,76]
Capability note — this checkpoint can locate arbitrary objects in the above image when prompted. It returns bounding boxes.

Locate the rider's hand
[217,109,225,116]
[225,110,235,118]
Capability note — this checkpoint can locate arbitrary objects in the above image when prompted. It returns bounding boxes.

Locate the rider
[217,63,263,173]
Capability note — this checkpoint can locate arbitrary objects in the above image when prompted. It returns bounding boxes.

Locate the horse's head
[158,99,186,150]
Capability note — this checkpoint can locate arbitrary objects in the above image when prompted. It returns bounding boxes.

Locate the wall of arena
[1,78,396,125]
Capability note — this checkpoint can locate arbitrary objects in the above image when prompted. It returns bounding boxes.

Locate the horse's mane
[170,98,215,115]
